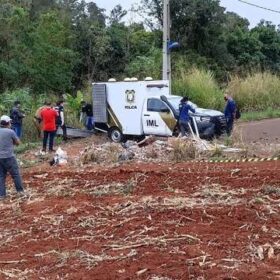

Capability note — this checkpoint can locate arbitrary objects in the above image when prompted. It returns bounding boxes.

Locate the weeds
[81,149,101,164]
[169,139,198,162]
[173,67,224,110]
[228,72,280,111]
[15,142,40,154]
[241,108,280,121]
[210,145,223,158]
[145,147,158,159]
[106,144,121,163]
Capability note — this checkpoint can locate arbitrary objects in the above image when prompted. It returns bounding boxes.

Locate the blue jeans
[12,124,22,139]
[85,117,94,130]
[0,157,24,197]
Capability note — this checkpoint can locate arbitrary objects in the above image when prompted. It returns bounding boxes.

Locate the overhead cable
[238,0,280,14]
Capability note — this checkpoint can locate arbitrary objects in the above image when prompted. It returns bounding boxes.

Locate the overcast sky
[92,0,280,27]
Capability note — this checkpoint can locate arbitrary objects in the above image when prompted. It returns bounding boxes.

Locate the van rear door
[142,98,175,136]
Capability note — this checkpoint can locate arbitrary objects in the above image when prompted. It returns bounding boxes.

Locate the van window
[147,99,168,112]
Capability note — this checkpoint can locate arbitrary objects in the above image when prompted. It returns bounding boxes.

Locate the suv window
[147,99,168,112]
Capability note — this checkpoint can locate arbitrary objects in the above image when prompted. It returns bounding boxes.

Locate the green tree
[0,3,32,91]
[109,5,127,25]
[29,11,76,93]
[251,21,280,73]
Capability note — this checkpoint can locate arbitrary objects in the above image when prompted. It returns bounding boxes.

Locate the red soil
[0,160,279,279]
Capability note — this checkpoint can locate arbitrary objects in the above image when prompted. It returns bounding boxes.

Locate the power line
[238,0,280,14]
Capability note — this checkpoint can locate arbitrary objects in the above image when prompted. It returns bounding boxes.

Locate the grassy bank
[240,108,280,122]
[228,73,280,111]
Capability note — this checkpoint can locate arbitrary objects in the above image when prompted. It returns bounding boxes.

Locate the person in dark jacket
[55,101,67,141]
[179,97,196,137]
[80,101,94,130]
[224,94,236,136]
[10,101,25,139]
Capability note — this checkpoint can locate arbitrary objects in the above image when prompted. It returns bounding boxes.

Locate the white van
[92,79,226,142]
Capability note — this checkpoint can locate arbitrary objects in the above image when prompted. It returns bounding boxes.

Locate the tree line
[1,0,280,95]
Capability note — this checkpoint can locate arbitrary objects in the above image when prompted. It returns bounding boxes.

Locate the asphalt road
[237,118,280,143]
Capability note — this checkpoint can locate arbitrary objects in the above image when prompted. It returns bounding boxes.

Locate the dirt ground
[0,120,280,280]
[236,118,280,143]
[0,154,279,279]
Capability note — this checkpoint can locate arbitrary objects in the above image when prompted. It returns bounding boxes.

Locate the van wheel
[109,127,125,143]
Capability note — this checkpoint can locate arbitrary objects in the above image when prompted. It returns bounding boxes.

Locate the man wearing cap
[0,115,24,199]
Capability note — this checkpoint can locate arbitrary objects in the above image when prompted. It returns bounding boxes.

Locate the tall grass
[227,73,280,111]
[173,68,224,110]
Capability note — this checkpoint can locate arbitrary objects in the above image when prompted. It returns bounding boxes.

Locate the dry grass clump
[105,143,122,163]
[0,268,33,279]
[272,149,280,158]
[210,145,223,158]
[80,143,122,165]
[145,147,159,159]
[81,149,101,164]
[169,139,198,162]
[87,179,137,197]
[228,72,280,111]
[261,185,280,196]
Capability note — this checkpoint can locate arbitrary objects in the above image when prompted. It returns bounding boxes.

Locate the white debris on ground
[53,147,68,165]
[79,136,244,165]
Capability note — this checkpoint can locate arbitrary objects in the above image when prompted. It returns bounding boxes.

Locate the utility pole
[162,0,171,83]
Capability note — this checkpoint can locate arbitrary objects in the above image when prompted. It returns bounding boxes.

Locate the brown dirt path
[237,118,280,143]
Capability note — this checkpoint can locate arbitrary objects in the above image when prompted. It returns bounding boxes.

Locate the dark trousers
[0,157,24,197]
[179,120,190,137]
[57,124,67,140]
[226,117,234,136]
[43,130,56,151]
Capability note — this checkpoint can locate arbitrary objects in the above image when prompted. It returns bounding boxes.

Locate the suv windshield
[166,96,198,113]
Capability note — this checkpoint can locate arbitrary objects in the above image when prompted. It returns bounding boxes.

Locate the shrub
[0,88,46,114]
[169,139,197,162]
[172,68,224,110]
[227,72,280,111]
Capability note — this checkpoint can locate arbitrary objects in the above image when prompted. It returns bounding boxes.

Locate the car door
[142,98,174,136]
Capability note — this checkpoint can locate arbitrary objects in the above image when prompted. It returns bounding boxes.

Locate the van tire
[108,127,125,143]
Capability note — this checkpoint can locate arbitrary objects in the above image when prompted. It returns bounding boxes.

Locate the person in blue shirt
[179,96,196,137]
[224,94,236,136]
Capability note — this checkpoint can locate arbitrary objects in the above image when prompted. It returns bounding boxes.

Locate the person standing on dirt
[55,101,67,141]
[0,115,25,199]
[224,94,236,136]
[80,101,94,130]
[10,101,25,139]
[40,102,58,153]
[34,102,47,138]
[178,97,195,137]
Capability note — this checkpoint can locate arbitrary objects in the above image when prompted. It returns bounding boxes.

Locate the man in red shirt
[40,102,58,152]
